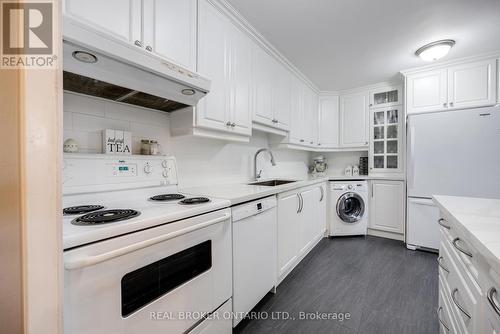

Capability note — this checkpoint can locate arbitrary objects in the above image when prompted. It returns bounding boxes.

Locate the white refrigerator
[406,106,500,250]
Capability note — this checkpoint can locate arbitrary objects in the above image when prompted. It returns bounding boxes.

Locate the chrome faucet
[254,148,276,180]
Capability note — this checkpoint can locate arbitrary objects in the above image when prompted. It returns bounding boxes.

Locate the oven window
[121,240,212,317]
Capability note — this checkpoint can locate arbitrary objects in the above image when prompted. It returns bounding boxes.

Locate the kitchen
[2,0,500,333]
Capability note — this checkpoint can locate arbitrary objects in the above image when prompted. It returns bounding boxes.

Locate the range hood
[63,41,210,112]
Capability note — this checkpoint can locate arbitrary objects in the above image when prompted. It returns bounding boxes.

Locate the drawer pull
[437,256,449,273]
[438,218,451,229]
[437,306,450,331]
[487,287,500,317]
[452,238,473,258]
[452,288,471,319]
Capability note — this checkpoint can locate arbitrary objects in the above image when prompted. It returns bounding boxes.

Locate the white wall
[63,92,310,188]
[322,151,368,176]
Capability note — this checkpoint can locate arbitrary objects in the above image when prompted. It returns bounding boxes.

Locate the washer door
[336,192,365,223]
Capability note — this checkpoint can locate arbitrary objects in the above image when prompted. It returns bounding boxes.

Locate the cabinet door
[196,0,230,131]
[447,59,497,110]
[273,64,292,131]
[252,47,274,124]
[277,192,300,277]
[289,78,305,145]
[369,180,404,234]
[370,106,403,173]
[340,92,369,147]
[228,25,252,136]
[64,0,141,45]
[407,197,440,250]
[406,69,447,114]
[310,93,319,146]
[369,85,402,108]
[318,96,340,148]
[298,188,317,254]
[316,184,327,237]
[302,87,318,146]
[142,0,197,70]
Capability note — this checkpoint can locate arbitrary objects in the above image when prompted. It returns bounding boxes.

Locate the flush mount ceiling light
[72,50,98,63]
[415,40,455,62]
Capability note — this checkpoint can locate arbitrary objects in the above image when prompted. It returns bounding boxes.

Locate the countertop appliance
[329,181,368,236]
[62,154,232,334]
[406,106,500,251]
[232,196,277,327]
[311,155,328,176]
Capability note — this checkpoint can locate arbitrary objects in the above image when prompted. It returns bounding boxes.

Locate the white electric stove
[62,154,233,334]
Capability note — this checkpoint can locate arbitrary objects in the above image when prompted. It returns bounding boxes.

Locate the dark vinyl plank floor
[234,236,439,334]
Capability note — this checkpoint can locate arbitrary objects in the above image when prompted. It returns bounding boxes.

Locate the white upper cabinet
[340,92,369,147]
[142,0,197,70]
[252,47,291,132]
[447,59,497,110]
[318,96,340,149]
[64,0,196,71]
[196,0,230,132]
[196,0,251,137]
[288,77,305,145]
[405,58,497,114]
[369,85,402,108]
[253,46,275,125]
[273,63,292,130]
[64,0,142,44]
[406,69,447,114]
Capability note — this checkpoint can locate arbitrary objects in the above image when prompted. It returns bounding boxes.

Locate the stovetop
[62,187,230,250]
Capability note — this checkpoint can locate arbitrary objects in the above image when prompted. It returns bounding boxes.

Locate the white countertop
[181,174,406,205]
[181,176,328,206]
[433,195,500,275]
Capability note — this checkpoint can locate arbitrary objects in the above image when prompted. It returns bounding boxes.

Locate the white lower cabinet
[277,184,326,283]
[368,180,405,236]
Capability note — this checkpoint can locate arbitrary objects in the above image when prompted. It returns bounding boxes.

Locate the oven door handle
[64,213,231,270]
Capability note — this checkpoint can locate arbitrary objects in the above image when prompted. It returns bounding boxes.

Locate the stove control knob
[162,170,168,178]
[348,184,353,190]
[162,160,168,168]
[144,163,152,174]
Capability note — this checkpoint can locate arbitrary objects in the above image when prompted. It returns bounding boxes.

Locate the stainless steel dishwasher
[231,196,277,327]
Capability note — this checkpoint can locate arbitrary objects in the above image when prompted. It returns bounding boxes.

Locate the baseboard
[367,228,404,241]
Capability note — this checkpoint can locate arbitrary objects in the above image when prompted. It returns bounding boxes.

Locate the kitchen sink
[248,179,297,187]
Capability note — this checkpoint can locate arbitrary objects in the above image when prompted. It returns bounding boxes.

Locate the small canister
[352,165,360,176]
[345,165,353,177]
[149,140,161,155]
[141,139,151,155]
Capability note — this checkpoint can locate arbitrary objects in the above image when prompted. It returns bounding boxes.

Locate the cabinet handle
[443,102,448,108]
[449,102,454,107]
[272,119,278,123]
[134,40,143,47]
[437,307,450,332]
[310,141,314,144]
[231,122,236,127]
[452,288,471,319]
[437,256,449,273]
[452,238,472,258]
[296,193,303,213]
[145,45,152,52]
[226,121,232,127]
[300,139,305,142]
[317,143,321,146]
[371,182,374,198]
[487,287,500,317]
[437,218,451,229]
[319,186,324,202]
[369,103,373,107]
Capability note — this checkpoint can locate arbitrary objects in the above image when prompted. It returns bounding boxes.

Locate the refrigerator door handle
[408,125,416,189]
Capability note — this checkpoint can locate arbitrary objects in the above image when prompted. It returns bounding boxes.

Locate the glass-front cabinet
[369,85,402,108]
[370,106,403,173]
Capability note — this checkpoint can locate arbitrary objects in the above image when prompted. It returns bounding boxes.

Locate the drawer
[439,277,461,334]
[438,216,480,283]
[441,240,480,334]
[483,272,500,334]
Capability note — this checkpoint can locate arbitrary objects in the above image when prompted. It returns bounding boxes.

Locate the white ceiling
[226,0,500,91]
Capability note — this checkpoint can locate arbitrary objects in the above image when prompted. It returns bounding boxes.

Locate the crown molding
[319,79,403,96]
[209,0,320,93]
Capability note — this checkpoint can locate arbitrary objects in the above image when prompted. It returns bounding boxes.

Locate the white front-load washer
[329,181,368,236]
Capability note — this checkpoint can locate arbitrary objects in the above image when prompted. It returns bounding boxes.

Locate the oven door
[64,208,232,334]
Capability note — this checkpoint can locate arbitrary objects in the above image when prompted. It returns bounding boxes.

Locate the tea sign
[103,129,131,155]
